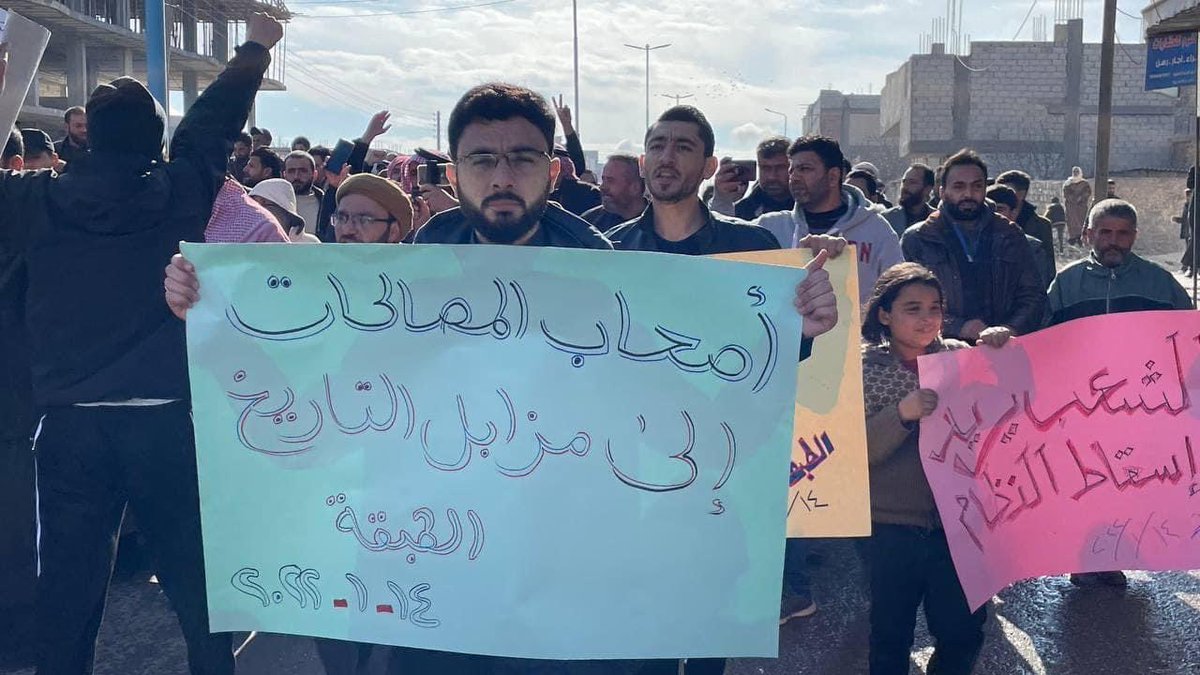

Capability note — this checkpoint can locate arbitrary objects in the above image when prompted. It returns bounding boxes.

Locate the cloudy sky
[253,0,1146,158]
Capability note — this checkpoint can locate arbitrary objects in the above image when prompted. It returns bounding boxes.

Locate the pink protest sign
[918,311,1200,611]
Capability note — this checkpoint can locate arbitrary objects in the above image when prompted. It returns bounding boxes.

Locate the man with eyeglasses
[328,173,413,244]
[412,83,611,249]
[164,80,839,675]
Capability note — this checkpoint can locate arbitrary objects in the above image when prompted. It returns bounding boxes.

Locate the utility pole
[764,107,788,137]
[625,42,671,130]
[145,0,168,114]
[436,110,442,152]
[660,92,693,107]
[572,0,579,133]
[1092,0,1117,205]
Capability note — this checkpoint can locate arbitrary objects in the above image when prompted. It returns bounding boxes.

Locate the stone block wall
[967,42,1067,142]
[909,55,955,144]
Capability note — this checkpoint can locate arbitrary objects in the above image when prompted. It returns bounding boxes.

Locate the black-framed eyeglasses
[331,212,396,228]
[458,150,550,175]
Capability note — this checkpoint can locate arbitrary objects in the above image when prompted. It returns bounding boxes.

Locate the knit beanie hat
[336,173,414,237]
[86,77,166,158]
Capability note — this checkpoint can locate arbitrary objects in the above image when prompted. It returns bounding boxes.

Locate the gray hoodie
[751,185,904,304]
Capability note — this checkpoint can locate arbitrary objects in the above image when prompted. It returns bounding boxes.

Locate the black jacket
[734,184,793,220]
[312,139,371,242]
[550,177,602,216]
[900,207,1047,338]
[583,203,644,233]
[607,201,816,360]
[0,250,32,437]
[564,131,587,174]
[605,200,781,254]
[0,42,269,407]
[414,202,612,250]
[1015,201,1055,264]
[54,137,88,168]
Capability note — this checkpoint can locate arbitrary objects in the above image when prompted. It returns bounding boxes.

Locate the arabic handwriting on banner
[919,312,1200,611]
[715,249,871,537]
[186,243,803,659]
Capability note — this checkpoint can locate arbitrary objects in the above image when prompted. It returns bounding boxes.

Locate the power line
[294,0,518,19]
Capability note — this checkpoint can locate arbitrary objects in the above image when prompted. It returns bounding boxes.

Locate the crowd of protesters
[0,10,1196,675]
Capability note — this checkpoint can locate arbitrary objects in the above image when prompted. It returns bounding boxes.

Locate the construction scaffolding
[9,0,289,130]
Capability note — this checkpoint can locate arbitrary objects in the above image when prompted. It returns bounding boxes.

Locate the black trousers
[384,648,678,674]
[865,523,986,675]
[33,402,233,675]
[0,435,37,609]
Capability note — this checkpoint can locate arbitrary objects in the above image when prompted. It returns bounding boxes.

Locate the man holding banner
[165,82,840,674]
[1047,198,1194,588]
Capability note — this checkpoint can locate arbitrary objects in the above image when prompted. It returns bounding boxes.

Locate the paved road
[3,539,1198,675]
[3,250,1196,675]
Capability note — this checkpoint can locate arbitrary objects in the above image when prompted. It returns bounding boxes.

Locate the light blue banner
[184,243,803,659]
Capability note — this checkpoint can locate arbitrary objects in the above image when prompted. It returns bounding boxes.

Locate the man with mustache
[1048,199,1192,327]
[1046,198,1193,589]
[882,163,935,236]
[165,85,839,675]
[900,149,1046,341]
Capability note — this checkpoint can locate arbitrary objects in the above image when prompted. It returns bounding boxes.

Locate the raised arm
[168,13,283,201]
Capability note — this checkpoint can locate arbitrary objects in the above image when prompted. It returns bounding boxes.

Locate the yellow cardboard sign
[714,248,870,537]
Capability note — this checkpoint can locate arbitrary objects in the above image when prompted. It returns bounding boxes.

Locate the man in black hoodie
[0,14,282,675]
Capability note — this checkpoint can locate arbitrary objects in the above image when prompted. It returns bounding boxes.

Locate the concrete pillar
[65,41,88,106]
[183,71,198,110]
[211,13,228,63]
[952,56,971,144]
[182,1,199,109]
[121,48,134,77]
[115,0,131,29]
[23,73,40,107]
[85,50,102,95]
[1062,18,1084,175]
[840,98,852,146]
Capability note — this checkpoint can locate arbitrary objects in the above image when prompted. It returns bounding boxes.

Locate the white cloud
[257,0,1144,158]
[730,122,775,149]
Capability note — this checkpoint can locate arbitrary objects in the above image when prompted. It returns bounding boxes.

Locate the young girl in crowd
[860,262,1010,675]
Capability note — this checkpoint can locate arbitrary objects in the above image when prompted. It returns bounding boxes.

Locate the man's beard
[648,170,703,205]
[461,190,549,244]
[292,180,313,196]
[70,132,87,146]
[900,190,923,209]
[943,198,981,222]
[1096,244,1130,267]
[760,181,789,201]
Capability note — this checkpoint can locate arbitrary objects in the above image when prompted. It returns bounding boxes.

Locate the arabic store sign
[1146,32,1197,91]
[185,242,804,659]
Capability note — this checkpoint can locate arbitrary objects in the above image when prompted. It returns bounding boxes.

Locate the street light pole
[660,92,693,107]
[572,0,579,133]
[764,107,788,137]
[1093,0,1117,206]
[625,42,671,130]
